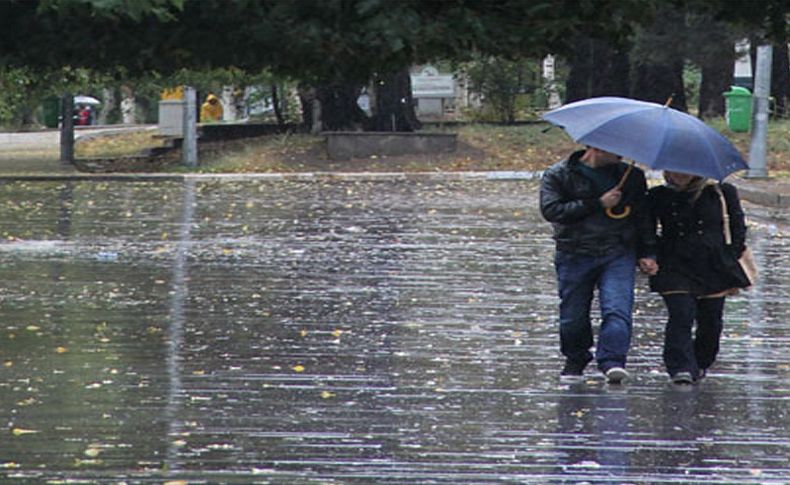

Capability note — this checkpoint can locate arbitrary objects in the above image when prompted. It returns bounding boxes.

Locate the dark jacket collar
[567,149,628,175]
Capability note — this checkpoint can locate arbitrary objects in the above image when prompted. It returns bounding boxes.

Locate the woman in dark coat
[646,171,751,384]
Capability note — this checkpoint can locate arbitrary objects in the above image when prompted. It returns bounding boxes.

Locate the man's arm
[634,173,658,274]
[539,168,604,223]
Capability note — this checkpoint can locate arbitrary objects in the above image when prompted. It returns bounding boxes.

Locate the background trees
[1,0,649,131]
[460,56,543,123]
[0,0,786,130]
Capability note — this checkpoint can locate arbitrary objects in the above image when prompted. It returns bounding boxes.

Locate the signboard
[411,66,455,98]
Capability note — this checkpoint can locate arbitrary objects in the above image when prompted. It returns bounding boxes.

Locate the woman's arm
[722,183,747,255]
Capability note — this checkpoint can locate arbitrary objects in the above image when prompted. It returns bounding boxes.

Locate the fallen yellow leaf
[84,447,101,458]
[292,365,305,373]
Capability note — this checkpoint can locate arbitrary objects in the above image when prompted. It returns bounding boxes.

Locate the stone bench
[324,131,457,161]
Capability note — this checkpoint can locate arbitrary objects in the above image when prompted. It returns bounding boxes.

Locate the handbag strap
[713,184,732,245]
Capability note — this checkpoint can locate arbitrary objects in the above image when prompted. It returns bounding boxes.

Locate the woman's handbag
[714,185,758,287]
[737,246,758,286]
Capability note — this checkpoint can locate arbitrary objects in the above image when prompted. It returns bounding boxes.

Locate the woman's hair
[664,172,712,203]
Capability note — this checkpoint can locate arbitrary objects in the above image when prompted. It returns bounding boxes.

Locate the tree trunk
[221,85,236,121]
[297,85,315,132]
[631,59,687,111]
[771,40,789,117]
[98,87,115,125]
[272,84,285,126]
[301,74,420,132]
[371,68,421,132]
[565,36,630,102]
[698,53,733,118]
[120,85,136,124]
[314,82,367,131]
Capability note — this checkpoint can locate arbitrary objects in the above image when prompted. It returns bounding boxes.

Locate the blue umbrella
[542,96,749,180]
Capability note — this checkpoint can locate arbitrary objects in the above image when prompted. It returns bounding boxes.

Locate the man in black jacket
[540,146,657,384]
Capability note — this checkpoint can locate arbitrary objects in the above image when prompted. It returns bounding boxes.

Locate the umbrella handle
[606,160,635,219]
[614,160,635,191]
[606,205,631,219]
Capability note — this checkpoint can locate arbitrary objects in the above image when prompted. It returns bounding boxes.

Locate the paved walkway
[0,176,787,483]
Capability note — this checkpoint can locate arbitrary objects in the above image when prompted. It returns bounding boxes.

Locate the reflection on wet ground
[0,178,788,483]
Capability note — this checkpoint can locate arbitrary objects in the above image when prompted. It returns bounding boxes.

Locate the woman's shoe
[671,372,695,385]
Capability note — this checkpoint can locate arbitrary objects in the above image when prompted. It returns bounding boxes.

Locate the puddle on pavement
[0,179,788,483]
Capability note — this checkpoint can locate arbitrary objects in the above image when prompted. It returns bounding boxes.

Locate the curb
[0,170,543,183]
[0,170,785,208]
[732,181,790,208]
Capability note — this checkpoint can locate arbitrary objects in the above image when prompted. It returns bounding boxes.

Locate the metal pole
[60,93,74,165]
[182,86,198,167]
[746,45,772,178]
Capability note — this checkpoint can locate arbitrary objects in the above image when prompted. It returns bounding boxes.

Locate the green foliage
[461,56,543,123]
[3,0,655,79]
[684,0,788,42]
[0,66,111,128]
[1,0,727,129]
[683,62,702,111]
[39,0,184,21]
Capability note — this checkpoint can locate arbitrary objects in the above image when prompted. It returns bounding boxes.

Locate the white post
[311,92,322,134]
[182,86,198,167]
[746,45,772,178]
[543,55,562,108]
[120,85,136,124]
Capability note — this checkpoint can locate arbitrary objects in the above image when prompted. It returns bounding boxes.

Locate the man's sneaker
[671,372,695,385]
[698,369,707,380]
[560,360,587,382]
[605,367,629,384]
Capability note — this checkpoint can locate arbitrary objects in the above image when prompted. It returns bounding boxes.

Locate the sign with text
[411,68,455,98]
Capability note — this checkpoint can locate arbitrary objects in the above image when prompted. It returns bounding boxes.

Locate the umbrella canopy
[542,97,749,180]
[74,95,101,106]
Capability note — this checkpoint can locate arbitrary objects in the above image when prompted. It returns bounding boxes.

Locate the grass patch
[197,133,325,173]
[69,119,790,176]
[75,130,168,158]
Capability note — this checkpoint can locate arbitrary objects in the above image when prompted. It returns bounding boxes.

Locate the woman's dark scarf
[665,175,713,204]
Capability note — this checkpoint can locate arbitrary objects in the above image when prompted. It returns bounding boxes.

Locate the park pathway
[0,176,788,484]
[0,126,154,174]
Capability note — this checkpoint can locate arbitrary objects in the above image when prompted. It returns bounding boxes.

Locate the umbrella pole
[614,160,635,191]
[606,160,635,219]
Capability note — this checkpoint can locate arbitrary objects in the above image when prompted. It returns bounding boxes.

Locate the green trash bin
[41,96,61,128]
[723,86,751,133]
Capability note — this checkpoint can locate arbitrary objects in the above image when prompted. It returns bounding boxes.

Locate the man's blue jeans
[555,247,636,371]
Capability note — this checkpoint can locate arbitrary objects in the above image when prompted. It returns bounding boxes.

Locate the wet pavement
[0,177,788,484]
